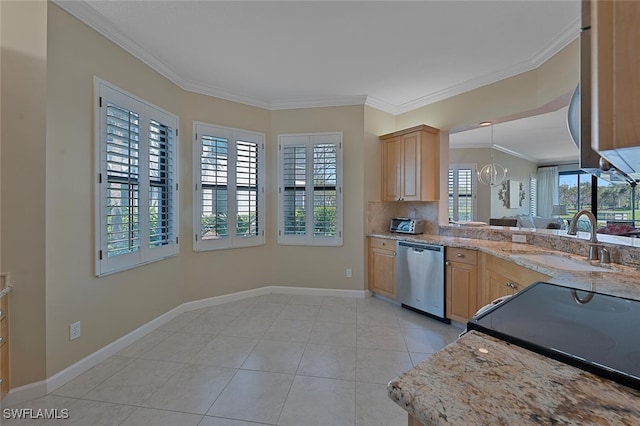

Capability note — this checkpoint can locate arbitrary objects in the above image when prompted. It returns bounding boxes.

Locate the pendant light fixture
[477,123,508,187]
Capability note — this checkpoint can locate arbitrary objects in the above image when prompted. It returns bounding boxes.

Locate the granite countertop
[388,331,640,425]
[376,232,640,424]
[369,232,640,300]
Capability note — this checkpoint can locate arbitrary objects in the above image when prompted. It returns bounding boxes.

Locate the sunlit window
[448,164,476,222]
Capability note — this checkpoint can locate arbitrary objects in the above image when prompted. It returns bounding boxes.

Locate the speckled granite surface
[369,232,640,300]
[376,231,640,424]
[388,331,640,425]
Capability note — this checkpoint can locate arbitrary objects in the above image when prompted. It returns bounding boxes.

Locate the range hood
[568,0,636,186]
[568,85,635,185]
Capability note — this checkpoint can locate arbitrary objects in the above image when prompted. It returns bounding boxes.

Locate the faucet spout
[567,209,600,244]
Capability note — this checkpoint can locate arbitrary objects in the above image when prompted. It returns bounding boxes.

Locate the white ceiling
[55,0,582,163]
[450,106,579,164]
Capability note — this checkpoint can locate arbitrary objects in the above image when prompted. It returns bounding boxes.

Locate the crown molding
[181,79,272,110]
[493,144,539,163]
[53,0,184,88]
[53,0,580,116]
[364,96,399,115]
[270,95,368,111]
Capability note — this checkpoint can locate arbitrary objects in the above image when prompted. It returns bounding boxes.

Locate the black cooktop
[467,282,640,390]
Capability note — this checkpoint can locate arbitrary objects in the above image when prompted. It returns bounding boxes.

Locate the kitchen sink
[512,253,615,272]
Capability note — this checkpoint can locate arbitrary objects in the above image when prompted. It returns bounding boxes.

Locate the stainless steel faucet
[567,209,601,261]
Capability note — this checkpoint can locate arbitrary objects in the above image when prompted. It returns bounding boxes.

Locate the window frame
[94,78,179,276]
[278,132,343,246]
[192,122,266,251]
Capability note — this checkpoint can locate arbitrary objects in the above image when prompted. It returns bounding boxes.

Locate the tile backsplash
[367,201,439,235]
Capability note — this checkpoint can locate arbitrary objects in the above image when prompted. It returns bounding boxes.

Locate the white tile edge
[3,286,370,407]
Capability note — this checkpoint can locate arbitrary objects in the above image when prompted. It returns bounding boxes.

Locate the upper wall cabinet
[380,125,440,202]
[591,0,640,171]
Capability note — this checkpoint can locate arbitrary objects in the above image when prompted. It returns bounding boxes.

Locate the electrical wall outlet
[512,234,527,243]
[70,321,81,340]
[346,268,352,278]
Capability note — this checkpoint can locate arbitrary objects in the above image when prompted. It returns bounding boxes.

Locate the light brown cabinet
[0,294,8,400]
[380,125,439,202]
[445,247,478,322]
[591,0,640,156]
[479,253,550,307]
[368,237,396,299]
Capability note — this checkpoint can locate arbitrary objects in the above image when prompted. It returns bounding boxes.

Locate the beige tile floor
[3,294,463,426]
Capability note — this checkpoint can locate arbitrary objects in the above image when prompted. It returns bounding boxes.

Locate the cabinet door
[369,247,396,299]
[592,0,640,152]
[446,260,478,322]
[401,132,421,201]
[382,137,402,202]
[0,343,7,400]
[485,269,517,304]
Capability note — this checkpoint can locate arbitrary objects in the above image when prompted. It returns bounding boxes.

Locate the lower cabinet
[479,253,550,307]
[445,248,478,322]
[368,237,396,299]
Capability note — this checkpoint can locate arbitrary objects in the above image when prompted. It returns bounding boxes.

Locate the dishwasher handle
[397,241,443,252]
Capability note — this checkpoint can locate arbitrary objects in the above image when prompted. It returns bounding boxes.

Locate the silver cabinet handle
[0,337,3,344]
[0,310,3,317]
[505,282,516,289]
[457,253,463,257]
[445,261,451,266]
[0,378,3,385]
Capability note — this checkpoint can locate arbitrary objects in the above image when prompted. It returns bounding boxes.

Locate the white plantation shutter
[282,144,307,236]
[193,122,265,251]
[530,174,537,216]
[278,133,343,246]
[448,164,476,222]
[236,140,260,238]
[149,119,175,249]
[96,79,179,276]
[105,103,140,258]
[200,135,229,240]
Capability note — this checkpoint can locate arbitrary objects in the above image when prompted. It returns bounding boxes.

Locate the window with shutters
[95,79,179,276]
[529,174,537,216]
[193,122,265,251]
[278,133,343,246]
[448,164,476,222]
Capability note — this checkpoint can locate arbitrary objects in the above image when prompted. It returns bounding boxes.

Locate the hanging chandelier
[477,124,508,187]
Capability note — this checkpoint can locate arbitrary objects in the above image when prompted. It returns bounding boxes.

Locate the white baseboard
[2,380,47,408]
[5,286,370,407]
[181,287,271,312]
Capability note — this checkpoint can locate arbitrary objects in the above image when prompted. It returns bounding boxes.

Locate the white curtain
[537,166,559,217]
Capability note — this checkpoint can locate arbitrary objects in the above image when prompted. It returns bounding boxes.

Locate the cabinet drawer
[369,237,395,251]
[446,248,477,265]
[0,318,6,347]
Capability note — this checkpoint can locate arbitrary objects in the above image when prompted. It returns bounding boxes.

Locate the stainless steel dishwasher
[396,241,448,322]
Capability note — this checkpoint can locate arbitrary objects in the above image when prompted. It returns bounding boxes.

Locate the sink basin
[512,253,614,272]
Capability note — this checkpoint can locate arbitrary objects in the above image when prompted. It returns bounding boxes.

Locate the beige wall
[1,0,48,388]
[397,39,579,131]
[6,3,372,385]
[449,149,492,222]
[45,4,186,377]
[179,92,273,303]
[449,148,538,223]
[270,106,367,290]
[0,1,582,390]
[489,151,538,218]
